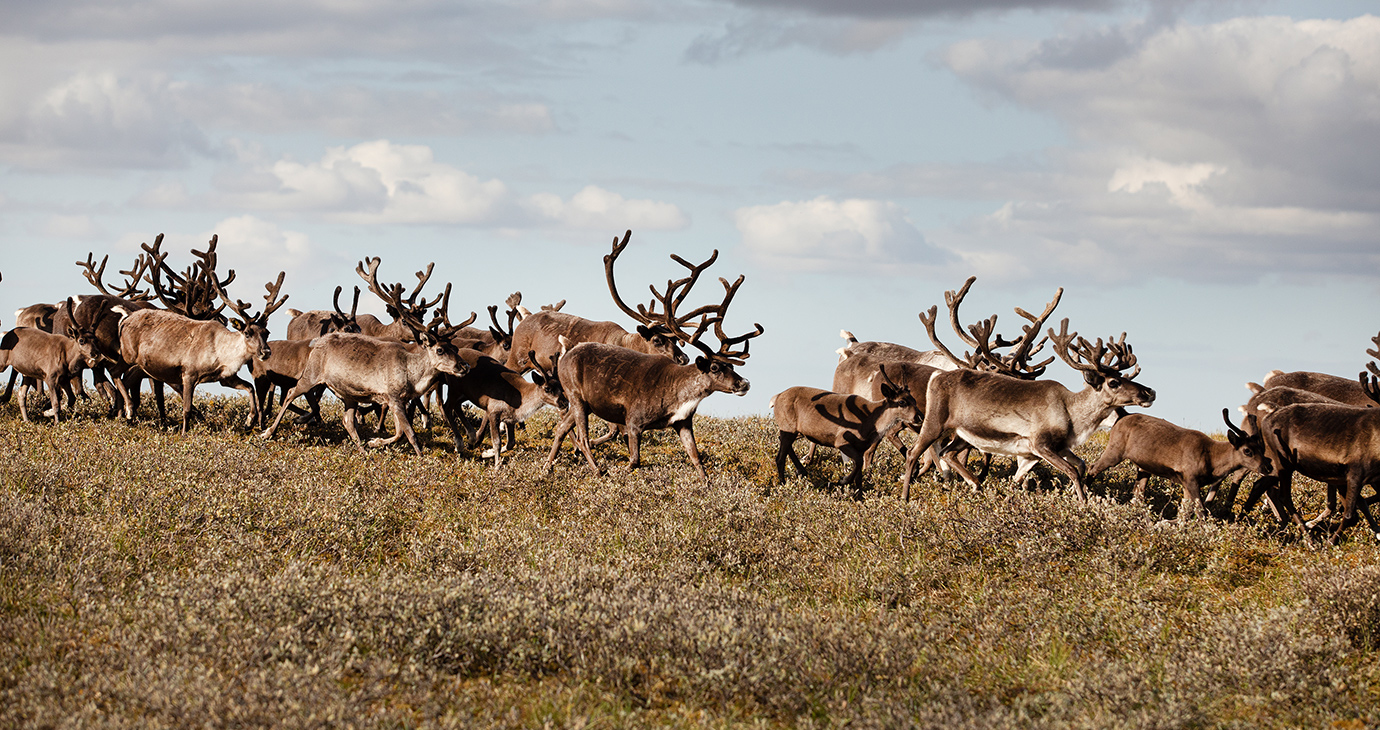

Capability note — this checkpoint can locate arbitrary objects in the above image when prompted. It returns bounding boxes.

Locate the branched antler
[604,229,763,364]
[357,257,470,343]
[1048,318,1141,382]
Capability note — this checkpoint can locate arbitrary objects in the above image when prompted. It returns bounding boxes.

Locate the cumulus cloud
[527,185,689,230]
[0,70,210,169]
[214,139,688,231]
[841,14,1380,284]
[735,196,953,272]
[947,15,1380,206]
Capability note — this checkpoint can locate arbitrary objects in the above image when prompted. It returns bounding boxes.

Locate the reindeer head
[875,364,923,429]
[357,257,474,379]
[529,349,568,410]
[604,230,763,395]
[1048,318,1156,408]
[1223,408,1272,476]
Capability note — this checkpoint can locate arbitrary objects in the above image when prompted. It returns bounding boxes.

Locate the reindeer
[1259,369,1374,407]
[113,235,288,432]
[69,250,157,417]
[771,364,922,495]
[284,286,363,340]
[822,353,941,470]
[834,330,956,370]
[260,258,472,456]
[901,316,1155,502]
[441,348,566,466]
[1087,409,1273,520]
[826,277,1064,485]
[1235,334,1380,543]
[1204,383,1345,513]
[545,232,763,483]
[0,327,96,424]
[506,231,688,374]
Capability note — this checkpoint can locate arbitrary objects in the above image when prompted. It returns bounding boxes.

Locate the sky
[1,0,1378,430]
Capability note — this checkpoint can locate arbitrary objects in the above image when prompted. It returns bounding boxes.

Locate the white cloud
[879,14,1380,284]
[217,140,689,231]
[1107,157,1223,210]
[735,196,951,272]
[527,185,689,230]
[224,140,511,224]
[0,70,210,169]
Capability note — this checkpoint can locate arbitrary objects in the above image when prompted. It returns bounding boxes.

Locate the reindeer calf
[0,328,95,424]
[771,366,922,495]
[1088,409,1272,520]
[443,349,566,466]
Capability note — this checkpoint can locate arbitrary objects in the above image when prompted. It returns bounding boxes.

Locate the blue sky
[1,0,1377,429]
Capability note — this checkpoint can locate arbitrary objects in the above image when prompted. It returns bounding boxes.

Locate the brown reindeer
[284,286,363,340]
[260,258,472,456]
[834,330,955,370]
[1259,369,1374,407]
[113,235,288,432]
[506,231,688,374]
[0,327,96,424]
[1236,335,1380,543]
[441,348,566,466]
[69,249,157,417]
[901,317,1155,501]
[1087,409,1273,520]
[771,364,922,495]
[545,233,763,483]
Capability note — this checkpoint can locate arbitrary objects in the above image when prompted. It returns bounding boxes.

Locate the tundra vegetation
[2,394,1379,729]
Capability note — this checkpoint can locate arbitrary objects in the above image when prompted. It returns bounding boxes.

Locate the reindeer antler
[1048,318,1141,381]
[605,229,763,364]
[357,257,469,343]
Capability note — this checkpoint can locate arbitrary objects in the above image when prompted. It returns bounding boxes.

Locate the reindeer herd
[1,230,1378,544]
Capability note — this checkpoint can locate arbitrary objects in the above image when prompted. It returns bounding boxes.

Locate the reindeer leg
[571,405,602,475]
[545,410,578,473]
[0,368,17,404]
[16,378,31,423]
[674,421,708,484]
[838,447,865,499]
[340,403,368,454]
[218,375,257,430]
[1331,468,1366,545]
[1032,444,1087,502]
[45,375,61,425]
[1180,477,1211,521]
[437,388,472,455]
[1132,470,1151,505]
[260,380,317,440]
[775,431,796,484]
[179,375,197,434]
[901,434,942,502]
[625,424,644,470]
[489,408,502,467]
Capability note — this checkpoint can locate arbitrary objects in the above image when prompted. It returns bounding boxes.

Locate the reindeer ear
[531,371,546,385]
[696,356,711,372]
[880,382,901,401]
[1083,371,1105,388]
[230,319,246,331]
[636,324,655,339]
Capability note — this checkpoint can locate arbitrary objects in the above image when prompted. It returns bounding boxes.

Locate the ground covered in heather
[2,396,1378,728]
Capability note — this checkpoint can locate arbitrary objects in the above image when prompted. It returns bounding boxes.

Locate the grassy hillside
[2,395,1378,728]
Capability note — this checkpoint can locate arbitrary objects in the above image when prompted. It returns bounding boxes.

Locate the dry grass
[2,394,1379,728]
